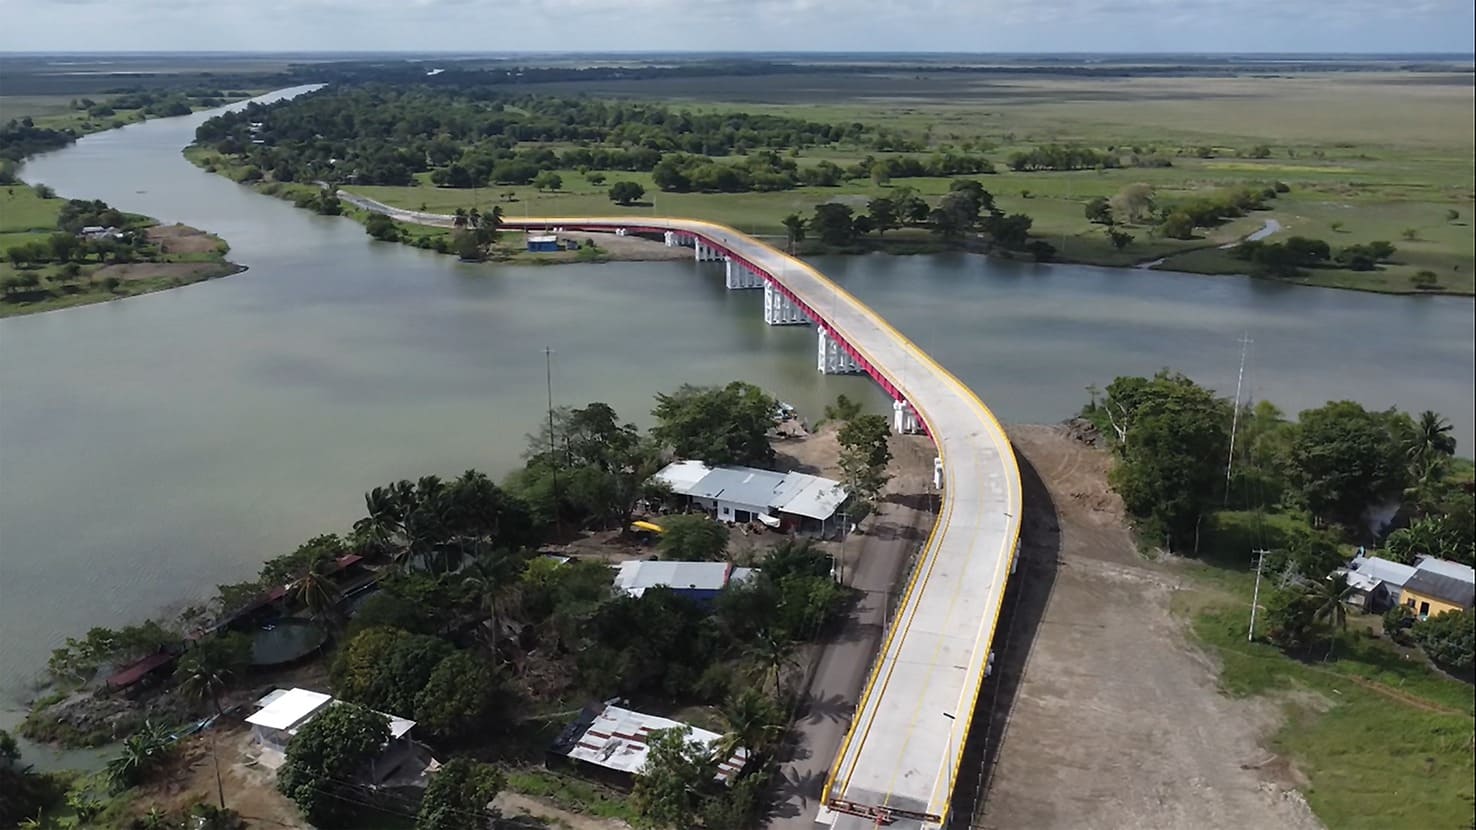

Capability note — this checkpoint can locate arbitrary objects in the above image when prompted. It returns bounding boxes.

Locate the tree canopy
[651,382,776,467]
[277,703,391,828]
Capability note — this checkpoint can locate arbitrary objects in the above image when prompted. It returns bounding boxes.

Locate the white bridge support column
[933,456,944,490]
[664,231,677,247]
[725,258,764,290]
[694,240,724,262]
[817,328,862,374]
[893,399,922,434]
[763,282,810,326]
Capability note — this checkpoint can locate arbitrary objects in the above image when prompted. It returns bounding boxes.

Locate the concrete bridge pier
[725,258,764,290]
[818,328,862,374]
[893,399,923,434]
[764,282,810,326]
[695,240,724,262]
[664,231,677,247]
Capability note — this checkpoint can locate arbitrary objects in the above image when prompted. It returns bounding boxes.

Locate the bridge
[341,195,1024,829]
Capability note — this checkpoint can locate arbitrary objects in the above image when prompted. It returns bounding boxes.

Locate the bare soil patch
[146,222,226,255]
[960,424,1322,830]
[558,231,691,262]
[493,791,632,830]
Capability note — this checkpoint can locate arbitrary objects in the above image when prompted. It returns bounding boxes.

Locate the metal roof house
[246,688,427,785]
[614,560,756,604]
[653,460,848,535]
[1340,554,1418,612]
[548,701,750,789]
[1401,556,1475,619]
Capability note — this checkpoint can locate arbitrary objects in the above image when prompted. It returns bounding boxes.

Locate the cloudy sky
[2,0,1473,53]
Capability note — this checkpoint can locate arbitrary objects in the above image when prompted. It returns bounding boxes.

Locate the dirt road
[954,425,1321,830]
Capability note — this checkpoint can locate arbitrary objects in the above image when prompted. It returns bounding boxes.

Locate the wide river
[2,89,1473,747]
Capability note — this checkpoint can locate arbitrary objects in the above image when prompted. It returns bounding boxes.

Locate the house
[547,701,749,789]
[613,560,755,603]
[1339,554,1417,612]
[526,234,559,253]
[245,688,429,785]
[1399,556,1475,620]
[652,460,849,536]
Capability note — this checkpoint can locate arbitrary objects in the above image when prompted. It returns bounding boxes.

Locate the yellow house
[1401,569,1475,620]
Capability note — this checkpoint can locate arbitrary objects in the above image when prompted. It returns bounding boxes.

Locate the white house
[652,460,848,535]
[1340,554,1417,612]
[245,687,428,785]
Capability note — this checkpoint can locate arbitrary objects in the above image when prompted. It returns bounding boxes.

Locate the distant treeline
[194,84,1005,192]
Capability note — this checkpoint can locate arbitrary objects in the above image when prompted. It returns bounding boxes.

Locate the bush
[1411,609,1474,673]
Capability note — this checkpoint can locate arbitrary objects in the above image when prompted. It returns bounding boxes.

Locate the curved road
[341,193,1024,829]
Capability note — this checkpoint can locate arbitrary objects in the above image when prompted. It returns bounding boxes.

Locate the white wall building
[653,460,848,534]
[246,687,426,784]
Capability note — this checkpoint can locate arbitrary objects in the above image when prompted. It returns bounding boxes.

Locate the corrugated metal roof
[615,561,753,597]
[652,461,848,520]
[558,703,749,782]
[1413,556,1476,583]
[1404,570,1476,608]
[246,687,332,731]
[1346,555,1417,588]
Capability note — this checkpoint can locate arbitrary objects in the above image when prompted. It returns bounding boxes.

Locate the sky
[1,0,1473,54]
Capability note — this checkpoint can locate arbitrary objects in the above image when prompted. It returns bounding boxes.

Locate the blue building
[613,560,755,606]
[526,234,560,253]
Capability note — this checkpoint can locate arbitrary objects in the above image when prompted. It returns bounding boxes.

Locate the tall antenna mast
[1224,332,1252,502]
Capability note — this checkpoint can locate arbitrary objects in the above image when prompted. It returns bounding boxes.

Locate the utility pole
[1223,333,1253,504]
[211,725,226,809]
[1248,548,1271,641]
[545,346,562,538]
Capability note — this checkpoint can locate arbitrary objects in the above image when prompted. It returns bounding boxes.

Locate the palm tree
[467,207,481,230]
[461,549,524,658]
[781,213,807,252]
[106,721,172,793]
[747,632,797,696]
[452,207,467,229]
[1305,573,1351,658]
[1409,410,1457,462]
[292,558,344,630]
[719,688,784,760]
[176,645,236,716]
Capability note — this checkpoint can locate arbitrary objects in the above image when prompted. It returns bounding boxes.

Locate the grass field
[0,187,239,318]
[1176,510,1476,830]
[508,70,1475,294]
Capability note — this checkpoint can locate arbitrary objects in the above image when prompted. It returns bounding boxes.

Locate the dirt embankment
[959,423,1322,830]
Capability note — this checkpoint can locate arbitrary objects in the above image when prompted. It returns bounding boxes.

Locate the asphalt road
[765,495,930,829]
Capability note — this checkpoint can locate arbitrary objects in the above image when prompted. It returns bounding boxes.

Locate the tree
[586,172,607,186]
[609,181,645,205]
[719,687,784,760]
[631,726,717,829]
[1411,609,1474,674]
[1108,229,1134,251]
[658,513,729,560]
[1161,211,1195,240]
[1084,197,1113,225]
[414,652,506,741]
[651,381,776,467]
[277,703,390,827]
[745,632,797,695]
[1102,373,1231,550]
[332,627,455,716]
[1408,410,1457,462]
[1263,586,1319,651]
[867,197,899,236]
[460,548,525,655]
[452,230,486,261]
[1285,401,1411,527]
[780,213,807,248]
[364,212,400,242]
[810,203,856,246]
[837,413,892,507]
[1306,573,1351,655]
[415,756,503,830]
[1110,183,1155,223]
[533,171,563,192]
[292,557,345,630]
[175,633,251,715]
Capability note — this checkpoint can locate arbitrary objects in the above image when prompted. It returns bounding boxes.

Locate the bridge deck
[345,199,1024,829]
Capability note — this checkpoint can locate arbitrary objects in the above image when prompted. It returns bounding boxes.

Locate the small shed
[526,234,559,253]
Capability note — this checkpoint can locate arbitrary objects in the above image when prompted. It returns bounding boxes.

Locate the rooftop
[613,560,754,597]
[1344,555,1417,592]
[554,702,749,783]
[246,687,332,731]
[1403,570,1476,609]
[1413,556,1476,584]
[653,461,847,520]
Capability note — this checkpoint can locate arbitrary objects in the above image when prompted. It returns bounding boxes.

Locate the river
[2,89,1472,754]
